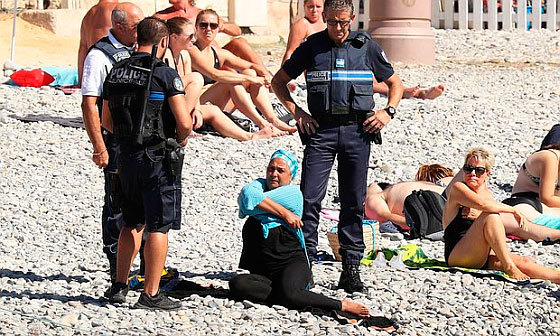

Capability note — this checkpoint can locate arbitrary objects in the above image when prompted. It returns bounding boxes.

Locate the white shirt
[81,30,132,97]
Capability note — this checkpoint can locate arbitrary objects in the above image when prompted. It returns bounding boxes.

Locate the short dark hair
[323,0,353,16]
[195,8,219,25]
[137,17,169,46]
[167,16,192,35]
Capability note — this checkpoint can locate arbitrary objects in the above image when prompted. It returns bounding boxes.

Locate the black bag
[403,190,445,240]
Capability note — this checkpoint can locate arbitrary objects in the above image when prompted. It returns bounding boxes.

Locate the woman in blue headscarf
[230,150,370,317]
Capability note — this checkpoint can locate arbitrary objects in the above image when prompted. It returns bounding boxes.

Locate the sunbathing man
[154,0,270,73]
[78,0,120,84]
[282,0,444,99]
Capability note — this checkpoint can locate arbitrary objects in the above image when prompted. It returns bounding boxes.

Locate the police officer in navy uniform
[272,0,403,293]
[81,3,144,280]
[102,17,192,310]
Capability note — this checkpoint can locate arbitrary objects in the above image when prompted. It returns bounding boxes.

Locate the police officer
[272,0,403,293]
[102,17,192,310]
[81,3,143,280]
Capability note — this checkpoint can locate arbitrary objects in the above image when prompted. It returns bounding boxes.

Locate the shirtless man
[282,0,445,99]
[78,0,119,84]
[155,0,270,73]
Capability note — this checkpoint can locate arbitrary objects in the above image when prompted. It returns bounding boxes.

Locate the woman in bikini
[281,0,444,99]
[443,147,560,283]
[166,17,274,141]
[503,145,560,215]
[188,9,296,136]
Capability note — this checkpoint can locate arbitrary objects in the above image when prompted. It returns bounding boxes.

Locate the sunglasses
[326,19,351,27]
[198,22,219,30]
[462,164,487,177]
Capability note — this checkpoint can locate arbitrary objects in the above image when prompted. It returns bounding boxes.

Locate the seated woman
[165,17,274,141]
[443,147,560,283]
[282,0,444,99]
[230,150,369,317]
[503,144,560,216]
[188,9,296,136]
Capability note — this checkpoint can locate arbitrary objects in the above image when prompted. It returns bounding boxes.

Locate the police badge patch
[173,77,185,91]
[381,51,390,63]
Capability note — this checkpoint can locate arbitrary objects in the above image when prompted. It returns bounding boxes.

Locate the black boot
[337,264,365,293]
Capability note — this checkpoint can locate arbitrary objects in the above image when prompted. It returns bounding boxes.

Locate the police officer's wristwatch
[384,106,396,119]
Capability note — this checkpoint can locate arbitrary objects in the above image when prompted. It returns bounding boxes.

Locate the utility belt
[312,110,382,145]
[118,138,184,179]
[315,111,367,126]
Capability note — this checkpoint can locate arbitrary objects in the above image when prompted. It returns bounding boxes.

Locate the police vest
[90,36,132,116]
[104,54,167,146]
[305,31,375,117]
[91,36,132,64]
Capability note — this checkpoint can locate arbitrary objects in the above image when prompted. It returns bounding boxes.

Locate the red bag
[10,69,55,88]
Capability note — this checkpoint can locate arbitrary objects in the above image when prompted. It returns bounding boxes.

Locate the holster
[365,111,382,145]
[165,138,185,179]
[108,170,123,214]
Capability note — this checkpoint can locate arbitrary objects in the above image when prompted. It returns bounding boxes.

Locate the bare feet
[402,84,420,99]
[415,84,445,100]
[503,263,530,281]
[250,124,274,140]
[188,131,203,138]
[341,299,370,318]
[272,118,297,134]
[270,126,289,137]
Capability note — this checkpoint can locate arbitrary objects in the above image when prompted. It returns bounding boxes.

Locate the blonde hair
[464,147,495,171]
[415,164,454,183]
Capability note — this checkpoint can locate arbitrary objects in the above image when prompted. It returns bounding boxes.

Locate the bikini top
[522,149,560,190]
[194,43,220,86]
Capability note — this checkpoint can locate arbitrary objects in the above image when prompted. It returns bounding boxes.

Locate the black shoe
[133,291,181,310]
[104,282,129,304]
[337,264,365,294]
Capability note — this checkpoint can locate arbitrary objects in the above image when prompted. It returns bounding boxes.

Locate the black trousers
[301,123,370,265]
[229,262,341,311]
[101,131,124,260]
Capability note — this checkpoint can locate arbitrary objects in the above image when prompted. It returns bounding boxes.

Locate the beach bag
[403,190,445,240]
[10,69,55,87]
[327,220,378,261]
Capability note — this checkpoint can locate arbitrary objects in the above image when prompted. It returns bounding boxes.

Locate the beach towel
[41,67,78,86]
[362,244,540,284]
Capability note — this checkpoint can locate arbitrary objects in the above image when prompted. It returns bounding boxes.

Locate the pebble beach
[1,29,560,335]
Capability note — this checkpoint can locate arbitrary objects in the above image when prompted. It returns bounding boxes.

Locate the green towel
[362,244,540,284]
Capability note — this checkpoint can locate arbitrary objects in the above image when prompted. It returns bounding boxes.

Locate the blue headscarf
[270,149,298,180]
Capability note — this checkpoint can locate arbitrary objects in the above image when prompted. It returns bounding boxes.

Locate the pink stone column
[368,0,435,65]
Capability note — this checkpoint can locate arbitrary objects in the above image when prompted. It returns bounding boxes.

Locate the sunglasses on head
[326,19,351,27]
[198,22,219,30]
[462,164,487,177]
